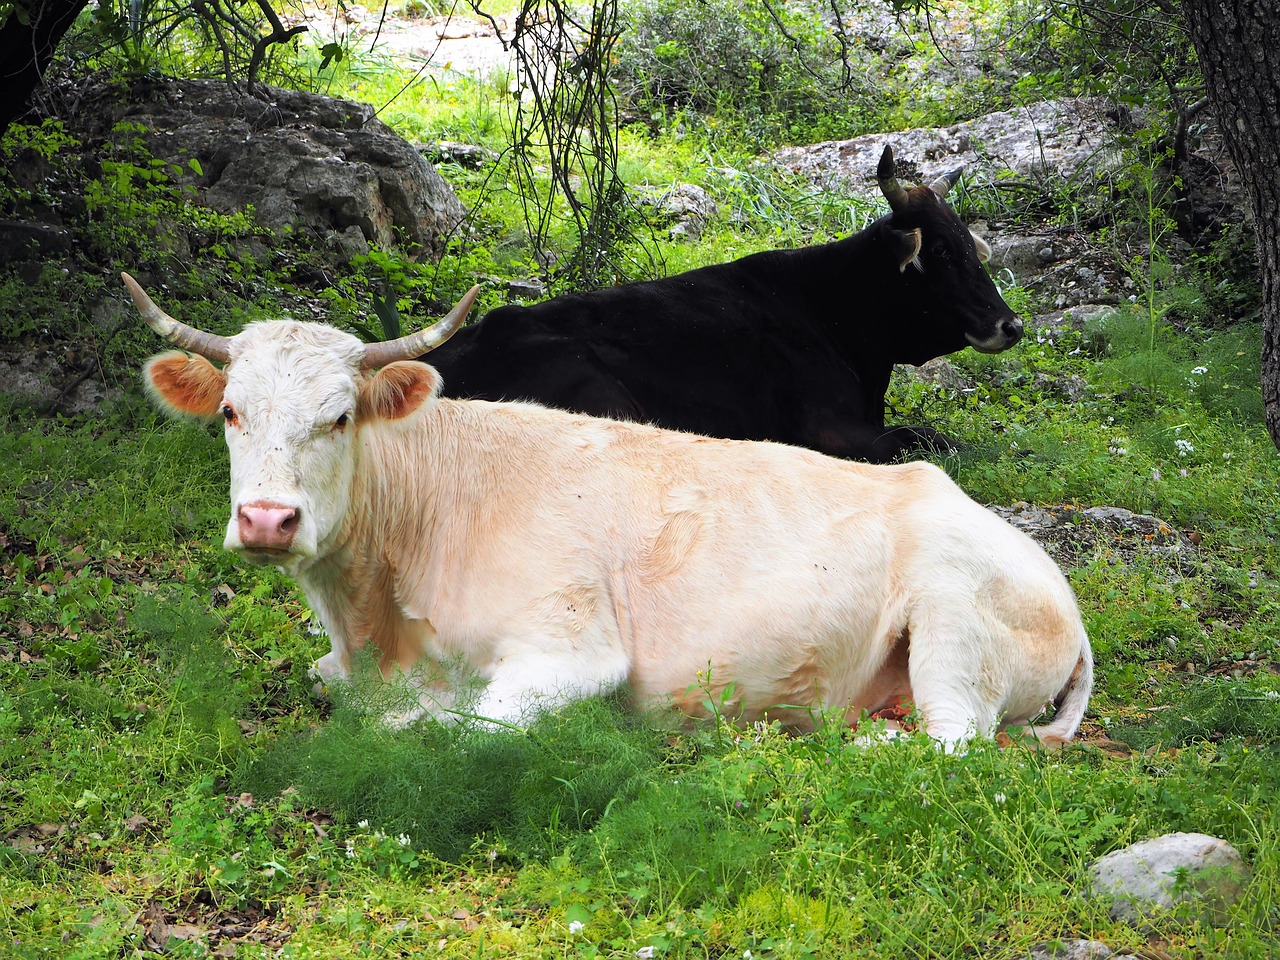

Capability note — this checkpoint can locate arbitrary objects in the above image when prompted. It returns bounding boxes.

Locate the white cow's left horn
[122,273,233,363]
[360,284,480,370]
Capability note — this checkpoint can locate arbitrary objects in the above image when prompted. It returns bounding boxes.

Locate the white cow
[126,273,1092,746]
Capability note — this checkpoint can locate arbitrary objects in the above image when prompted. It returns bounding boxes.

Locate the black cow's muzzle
[967,316,1023,354]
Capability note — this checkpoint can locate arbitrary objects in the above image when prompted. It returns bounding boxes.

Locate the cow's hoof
[380,705,429,730]
[849,719,905,747]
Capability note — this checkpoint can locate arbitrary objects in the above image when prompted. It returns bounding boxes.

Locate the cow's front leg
[310,646,349,686]
[464,643,631,727]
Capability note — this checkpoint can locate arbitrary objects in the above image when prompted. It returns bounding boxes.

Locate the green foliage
[83,120,260,264]
[0,118,80,210]
[66,0,317,90]
[241,693,663,864]
[1111,680,1280,750]
[1003,0,1196,110]
[614,0,884,145]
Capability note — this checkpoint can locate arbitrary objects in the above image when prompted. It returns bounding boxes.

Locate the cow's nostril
[1002,318,1023,341]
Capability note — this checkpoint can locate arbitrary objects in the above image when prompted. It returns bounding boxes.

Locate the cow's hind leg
[904,607,1005,749]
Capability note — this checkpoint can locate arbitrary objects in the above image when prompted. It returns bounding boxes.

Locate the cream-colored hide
[135,285,1091,747]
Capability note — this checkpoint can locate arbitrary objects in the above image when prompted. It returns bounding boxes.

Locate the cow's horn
[122,272,232,363]
[876,144,908,212]
[929,166,964,198]
[360,284,480,370]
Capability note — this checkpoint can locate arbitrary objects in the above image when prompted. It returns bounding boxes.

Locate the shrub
[614,0,883,144]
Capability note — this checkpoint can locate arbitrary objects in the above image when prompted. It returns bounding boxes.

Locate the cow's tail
[1034,632,1093,746]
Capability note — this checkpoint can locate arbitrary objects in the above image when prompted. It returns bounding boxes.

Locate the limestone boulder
[78,77,466,255]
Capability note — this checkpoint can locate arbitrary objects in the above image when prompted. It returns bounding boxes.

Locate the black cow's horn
[929,167,964,198]
[360,284,480,370]
[122,273,233,362]
[876,145,908,212]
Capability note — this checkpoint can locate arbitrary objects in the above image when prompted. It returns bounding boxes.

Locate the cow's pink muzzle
[237,501,299,552]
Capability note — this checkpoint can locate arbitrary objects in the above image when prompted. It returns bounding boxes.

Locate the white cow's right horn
[360,284,480,370]
[122,273,233,363]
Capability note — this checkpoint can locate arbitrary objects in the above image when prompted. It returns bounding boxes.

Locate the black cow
[426,145,1021,462]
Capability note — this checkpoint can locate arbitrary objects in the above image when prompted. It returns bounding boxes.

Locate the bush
[614,0,883,144]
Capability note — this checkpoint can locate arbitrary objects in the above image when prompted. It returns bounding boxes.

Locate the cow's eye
[930,242,948,259]
[222,404,238,425]
[334,413,349,430]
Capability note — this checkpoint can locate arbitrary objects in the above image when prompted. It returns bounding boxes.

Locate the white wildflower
[345,839,356,859]
[634,948,656,959]
[397,834,411,847]
[1175,438,1194,456]
[1191,366,1208,375]
[358,819,370,829]
[993,793,1007,805]
[569,920,585,935]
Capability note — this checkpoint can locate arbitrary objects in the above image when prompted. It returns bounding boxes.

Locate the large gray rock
[1087,832,1250,925]
[79,77,466,255]
[772,98,1136,195]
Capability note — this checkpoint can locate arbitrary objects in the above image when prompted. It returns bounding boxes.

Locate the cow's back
[425,253,877,450]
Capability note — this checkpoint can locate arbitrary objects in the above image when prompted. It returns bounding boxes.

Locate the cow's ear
[359,360,442,422]
[970,230,992,263]
[144,351,227,420]
[888,227,923,273]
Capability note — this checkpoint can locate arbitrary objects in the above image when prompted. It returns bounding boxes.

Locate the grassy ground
[4,14,1280,958]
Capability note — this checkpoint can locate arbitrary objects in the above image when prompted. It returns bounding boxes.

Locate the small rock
[1028,940,1114,960]
[1086,832,1250,925]
[639,183,718,240]
[901,356,973,392]
[507,278,545,300]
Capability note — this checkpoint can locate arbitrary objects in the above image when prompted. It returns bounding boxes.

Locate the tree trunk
[0,0,91,137]
[1180,0,1280,450]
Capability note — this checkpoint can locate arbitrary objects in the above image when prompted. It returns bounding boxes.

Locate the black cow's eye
[334,413,349,430]
[222,404,237,424]
[931,242,948,259]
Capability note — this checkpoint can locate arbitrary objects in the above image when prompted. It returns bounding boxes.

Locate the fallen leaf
[123,814,152,834]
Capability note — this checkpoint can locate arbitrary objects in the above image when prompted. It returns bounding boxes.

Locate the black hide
[426,153,1020,463]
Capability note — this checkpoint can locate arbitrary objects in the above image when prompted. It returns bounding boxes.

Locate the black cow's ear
[888,227,922,273]
[971,230,992,263]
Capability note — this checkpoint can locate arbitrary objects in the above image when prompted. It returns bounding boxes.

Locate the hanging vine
[473,0,656,292]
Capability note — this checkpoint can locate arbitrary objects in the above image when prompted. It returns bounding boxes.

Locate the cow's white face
[218,323,366,568]
[143,321,445,574]
[129,273,474,570]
